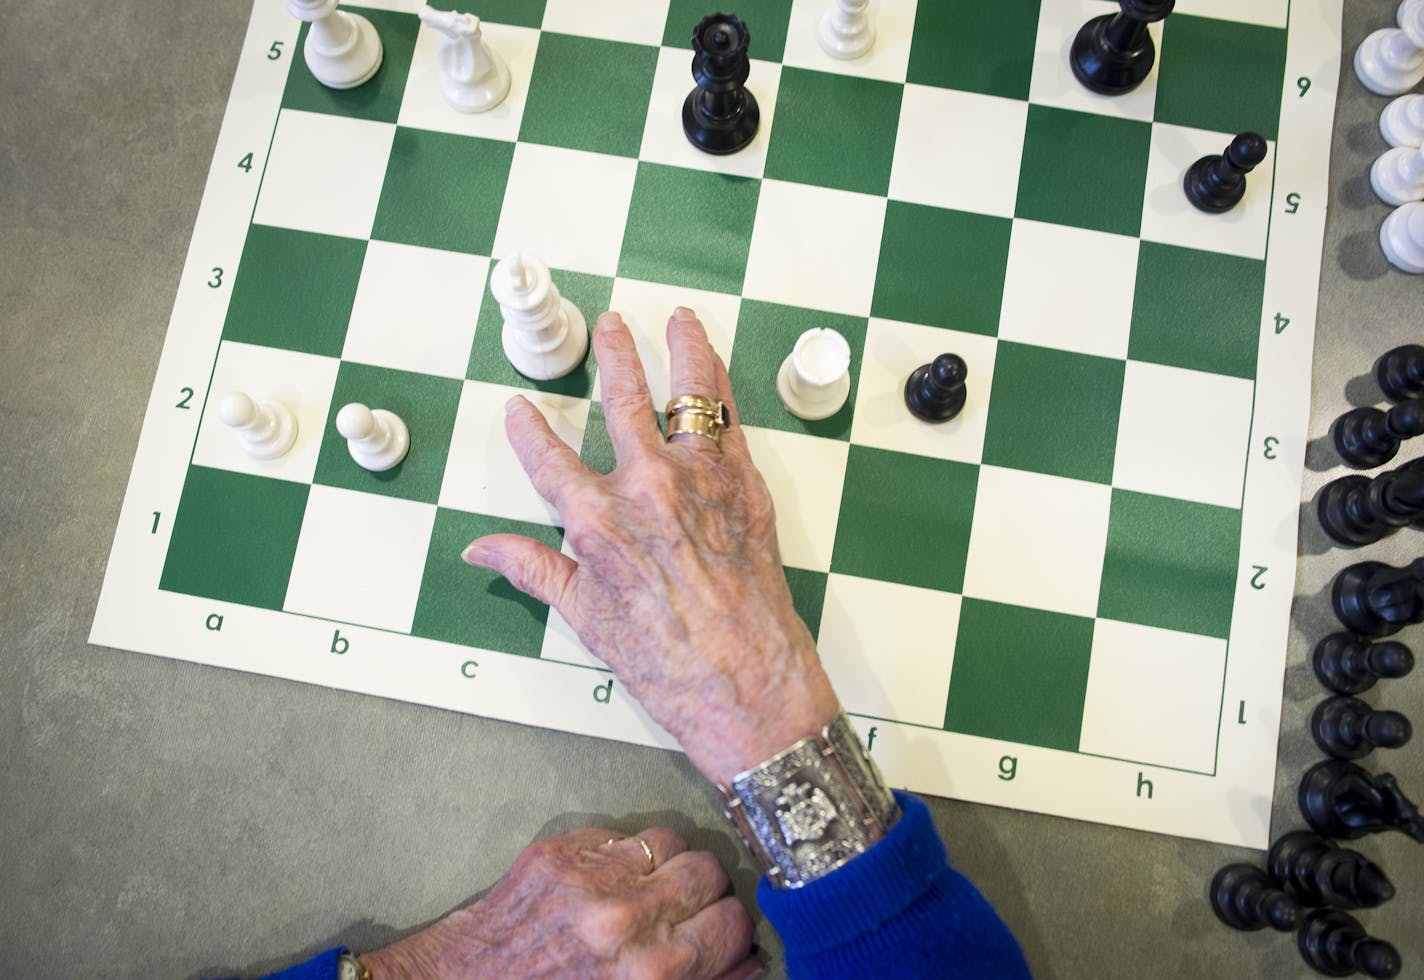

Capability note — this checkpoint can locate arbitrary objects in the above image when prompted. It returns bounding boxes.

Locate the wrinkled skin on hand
[463,308,841,785]
[362,827,759,980]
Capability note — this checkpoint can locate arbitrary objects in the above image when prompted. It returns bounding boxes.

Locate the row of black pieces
[1311,634,1415,759]
[1328,557,1424,638]
[1316,458,1424,547]
[1331,346,1424,469]
[1213,830,1397,924]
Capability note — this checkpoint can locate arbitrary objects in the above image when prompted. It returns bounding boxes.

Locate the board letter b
[330,630,349,655]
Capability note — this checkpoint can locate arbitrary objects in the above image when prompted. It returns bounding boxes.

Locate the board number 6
[1297,77,1311,97]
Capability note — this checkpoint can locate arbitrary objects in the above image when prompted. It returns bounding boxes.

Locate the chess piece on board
[1208,864,1300,932]
[1379,93,1424,148]
[683,13,760,155]
[286,0,384,90]
[777,328,852,421]
[336,402,409,472]
[1298,759,1424,842]
[1311,694,1412,760]
[1314,633,1415,695]
[1267,831,1395,909]
[1069,0,1175,96]
[1315,461,1424,546]
[1183,133,1268,214]
[904,354,967,423]
[1380,201,1424,274]
[819,0,875,61]
[218,391,298,460]
[1330,395,1424,468]
[1331,558,1424,638]
[490,253,589,381]
[1370,144,1424,206]
[1354,0,1424,97]
[1297,909,1402,980]
[1374,344,1424,401]
[418,5,510,113]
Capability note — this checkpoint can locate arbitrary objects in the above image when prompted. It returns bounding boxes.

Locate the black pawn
[1209,863,1301,931]
[1316,462,1424,547]
[682,13,759,156]
[1298,910,1401,979]
[1313,634,1415,695]
[1311,695,1412,760]
[1298,759,1424,842]
[1331,558,1424,638]
[1069,0,1176,95]
[1184,133,1268,213]
[1374,344,1424,403]
[904,354,968,423]
[1268,831,1395,909]
[1331,395,1424,469]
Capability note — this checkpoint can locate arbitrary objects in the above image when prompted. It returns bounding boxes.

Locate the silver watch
[718,711,900,888]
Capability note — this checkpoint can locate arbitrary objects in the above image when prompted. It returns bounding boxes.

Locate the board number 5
[268,40,284,60]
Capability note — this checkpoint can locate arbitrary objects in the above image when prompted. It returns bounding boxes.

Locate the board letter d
[593,679,614,704]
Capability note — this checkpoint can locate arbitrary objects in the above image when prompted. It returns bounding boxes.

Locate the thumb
[463,533,579,615]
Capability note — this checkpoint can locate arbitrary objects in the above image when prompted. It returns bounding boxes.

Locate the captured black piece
[904,353,968,423]
[1313,634,1415,695]
[1310,695,1412,760]
[1298,759,1424,842]
[1315,462,1424,547]
[1297,909,1401,979]
[1208,863,1300,932]
[683,13,759,155]
[1331,558,1424,638]
[1069,0,1175,95]
[1267,831,1395,910]
[1374,343,1424,402]
[1184,133,1268,213]
[1330,395,1424,468]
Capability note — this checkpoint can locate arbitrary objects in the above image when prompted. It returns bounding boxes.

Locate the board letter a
[331,630,349,655]
[593,679,614,704]
[205,613,224,631]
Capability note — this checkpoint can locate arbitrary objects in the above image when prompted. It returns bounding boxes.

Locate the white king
[491,253,589,381]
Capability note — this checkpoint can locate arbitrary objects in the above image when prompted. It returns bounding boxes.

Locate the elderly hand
[462,308,840,785]
[361,827,758,980]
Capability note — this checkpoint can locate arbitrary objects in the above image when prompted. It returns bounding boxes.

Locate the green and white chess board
[93,0,1345,847]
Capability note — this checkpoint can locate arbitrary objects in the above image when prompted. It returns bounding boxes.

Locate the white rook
[286,0,384,90]
[490,253,589,381]
[777,328,852,420]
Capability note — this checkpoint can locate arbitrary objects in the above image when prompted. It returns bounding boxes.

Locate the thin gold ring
[606,835,656,874]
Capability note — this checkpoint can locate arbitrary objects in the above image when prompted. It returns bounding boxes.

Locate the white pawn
[287,0,384,90]
[777,328,851,421]
[1354,0,1424,96]
[490,253,589,381]
[1371,144,1424,205]
[218,392,298,460]
[1380,94,1424,148]
[418,6,510,113]
[819,0,875,60]
[336,402,409,471]
[1381,201,1424,274]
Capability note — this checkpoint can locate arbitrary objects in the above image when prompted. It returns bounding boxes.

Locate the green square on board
[280,7,419,124]
[579,400,618,476]
[906,1,1040,100]
[160,466,310,611]
[371,128,514,256]
[871,202,1011,336]
[1155,16,1287,142]
[467,266,608,397]
[1016,106,1152,238]
[619,163,760,295]
[943,598,1094,753]
[982,342,1125,485]
[475,0,546,28]
[830,446,979,593]
[784,566,828,642]
[1098,490,1241,639]
[410,508,563,658]
[764,68,902,196]
[313,361,462,505]
[663,2,793,62]
[520,33,658,157]
[728,301,866,439]
[222,225,366,358]
[1129,243,1265,381]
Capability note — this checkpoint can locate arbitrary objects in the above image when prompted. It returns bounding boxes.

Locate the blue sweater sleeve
[243,946,343,980]
[757,791,1030,979]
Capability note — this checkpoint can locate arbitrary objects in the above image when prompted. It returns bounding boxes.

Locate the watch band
[718,710,900,889]
[337,952,372,980]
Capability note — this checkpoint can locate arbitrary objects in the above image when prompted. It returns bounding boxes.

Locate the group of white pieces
[218,390,410,472]
[1354,0,1424,273]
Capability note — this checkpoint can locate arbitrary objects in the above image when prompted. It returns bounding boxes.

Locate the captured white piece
[491,253,589,381]
[336,402,410,471]
[1354,0,1424,96]
[1371,144,1424,206]
[819,0,875,60]
[777,328,852,420]
[218,391,298,460]
[1381,201,1424,274]
[418,5,510,112]
[286,0,383,90]
[1380,94,1424,148]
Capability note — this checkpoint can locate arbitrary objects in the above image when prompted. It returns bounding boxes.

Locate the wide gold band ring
[665,394,729,447]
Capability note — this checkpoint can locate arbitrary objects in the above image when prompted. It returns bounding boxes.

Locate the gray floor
[2,2,1421,977]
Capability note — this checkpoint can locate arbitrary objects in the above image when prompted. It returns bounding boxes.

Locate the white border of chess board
[91,0,1344,848]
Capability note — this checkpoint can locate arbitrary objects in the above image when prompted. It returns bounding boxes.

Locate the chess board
[92,0,1345,847]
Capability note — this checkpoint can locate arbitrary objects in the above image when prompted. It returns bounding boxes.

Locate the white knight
[419,6,511,113]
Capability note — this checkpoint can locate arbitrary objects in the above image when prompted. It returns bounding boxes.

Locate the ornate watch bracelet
[718,711,901,888]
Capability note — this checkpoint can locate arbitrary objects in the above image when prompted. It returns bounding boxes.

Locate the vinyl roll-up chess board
[92,0,1344,847]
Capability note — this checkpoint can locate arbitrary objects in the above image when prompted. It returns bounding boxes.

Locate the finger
[592,312,662,461]
[645,849,731,921]
[665,308,728,455]
[597,826,687,876]
[504,395,595,510]
[673,895,755,980]
[461,534,578,612]
[710,348,750,460]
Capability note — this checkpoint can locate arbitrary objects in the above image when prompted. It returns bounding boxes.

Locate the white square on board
[1172,0,1288,30]
[605,279,741,408]
[397,22,540,143]
[743,180,885,317]
[254,110,395,240]
[284,485,437,633]
[818,573,959,729]
[1140,123,1274,261]
[998,220,1139,360]
[1029,0,1162,123]
[741,425,850,573]
[344,242,488,379]
[850,320,997,465]
[1078,617,1227,772]
[1113,361,1253,508]
[541,0,671,46]
[193,341,341,485]
[540,541,607,669]
[439,380,591,526]
[639,47,781,179]
[781,0,919,83]
[888,84,1028,220]
[961,465,1112,619]
[493,142,639,277]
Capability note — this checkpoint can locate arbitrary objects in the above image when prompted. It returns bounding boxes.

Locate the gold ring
[607,835,656,874]
[666,394,729,424]
[666,410,723,446]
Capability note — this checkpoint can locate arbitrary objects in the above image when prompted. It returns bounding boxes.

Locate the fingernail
[461,544,484,565]
[504,395,522,411]
[596,312,623,332]
[672,306,697,320]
